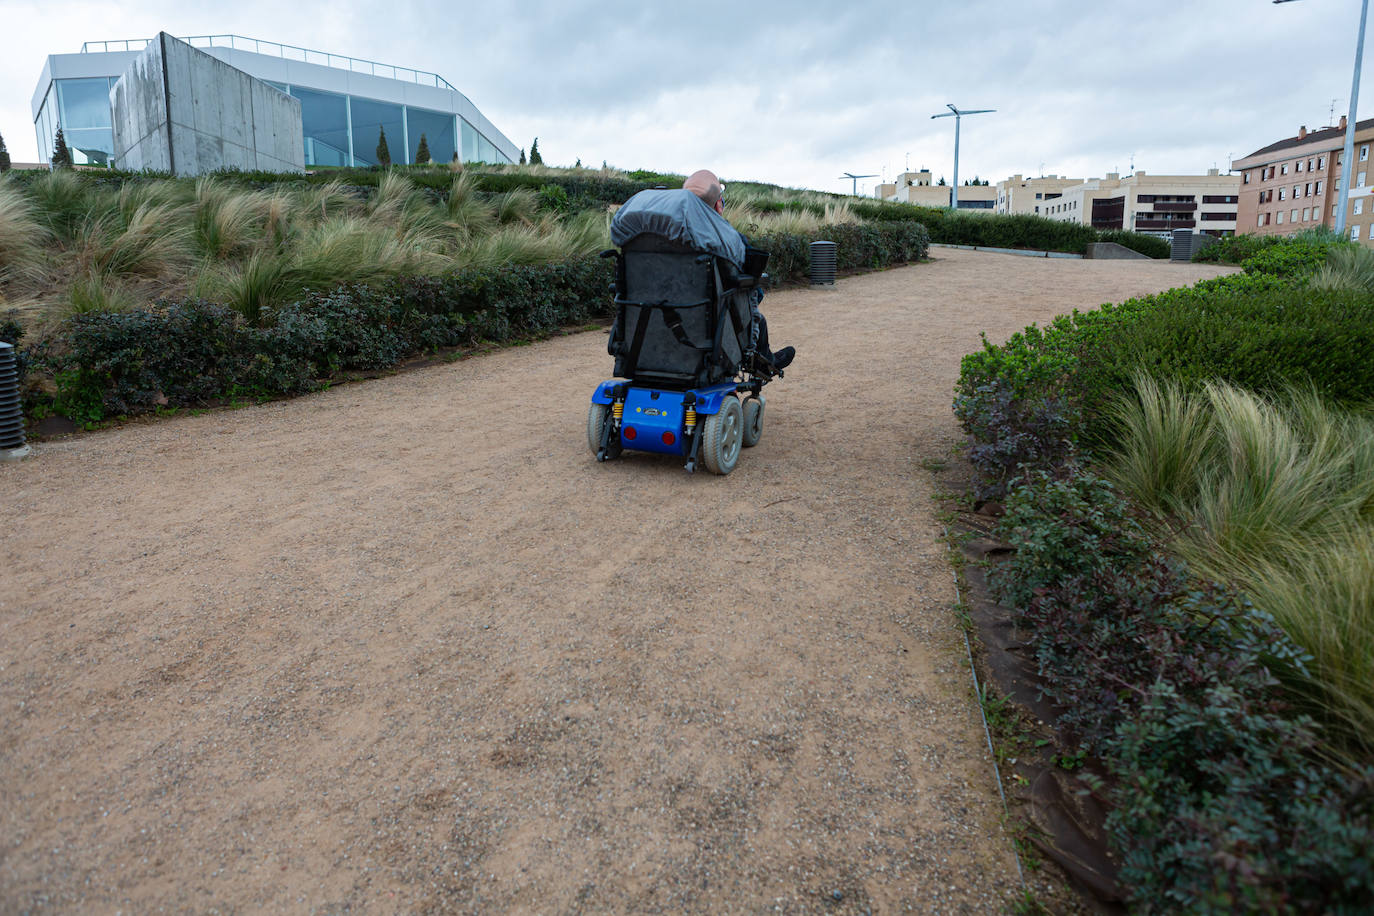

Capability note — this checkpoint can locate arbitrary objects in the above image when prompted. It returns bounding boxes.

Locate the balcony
[1154,201,1197,212]
[1136,218,1195,230]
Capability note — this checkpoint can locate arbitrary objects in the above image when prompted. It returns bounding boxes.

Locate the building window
[1281,163,1289,175]
[1257,214,1264,228]
[1244,171,1251,184]
[290,87,351,166]
[1035,192,1042,199]
[1353,225,1362,241]
[1362,145,1369,161]
[1309,158,1315,171]
[1303,207,1311,221]
[1305,182,1311,196]
[1319,156,1326,169]
[1277,210,1285,224]
[406,106,458,165]
[1357,199,1365,216]
[1292,208,1299,222]
[1280,188,1286,200]
[350,97,406,166]
[1362,172,1368,188]
[1334,204,1340,217]
[1317,180,1324,193]
[1294,185,1301,197]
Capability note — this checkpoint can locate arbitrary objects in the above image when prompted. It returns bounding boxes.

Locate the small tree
[52,127,73,169]
[936,176,946,186]
[519,148,526,165]
[0,131,10,172]
[375,126,391,168]
[529,137,542,165]
[414,133,431,165]
[574,157,582,168]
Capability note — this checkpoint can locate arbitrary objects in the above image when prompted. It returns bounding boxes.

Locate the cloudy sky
[0,0,1361,193]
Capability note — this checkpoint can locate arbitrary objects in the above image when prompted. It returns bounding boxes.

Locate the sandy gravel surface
[1,249,1235,913]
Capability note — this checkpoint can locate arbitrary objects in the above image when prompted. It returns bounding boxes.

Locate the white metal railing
[80,34,457,92]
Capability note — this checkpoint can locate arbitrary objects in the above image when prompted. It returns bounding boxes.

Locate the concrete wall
[111,33,303,175]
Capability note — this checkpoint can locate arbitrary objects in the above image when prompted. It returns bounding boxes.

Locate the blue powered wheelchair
[588,196,781,475]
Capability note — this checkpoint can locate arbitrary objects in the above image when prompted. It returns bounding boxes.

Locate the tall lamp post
[931,103,995,209]
[1275,0,1368,236]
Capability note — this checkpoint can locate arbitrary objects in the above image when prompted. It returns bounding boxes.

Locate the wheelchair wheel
[587,402,621,459]
[742,397,764,448]
[701,396,743,475]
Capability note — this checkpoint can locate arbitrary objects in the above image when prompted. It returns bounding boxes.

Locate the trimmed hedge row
[754,221,931,285]
[954,237,1361,496]
[35,257,615,425]
[16,221,931,425]
[993,468,1374,913]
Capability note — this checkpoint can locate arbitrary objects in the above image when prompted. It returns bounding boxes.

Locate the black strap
[623,306,653,377]
[660,307,703,350]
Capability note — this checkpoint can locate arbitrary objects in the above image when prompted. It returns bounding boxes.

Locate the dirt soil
[0,248,1236,913]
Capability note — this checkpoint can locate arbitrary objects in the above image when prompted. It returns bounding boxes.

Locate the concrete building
[111,34,303,175]
[32,33,516,169]
[874,169,997,210]
[995,174,1083,215]
[1233,116,1374,244]
[1038,170,1240,237]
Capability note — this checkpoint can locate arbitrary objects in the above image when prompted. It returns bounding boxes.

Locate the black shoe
[770,346,795,370]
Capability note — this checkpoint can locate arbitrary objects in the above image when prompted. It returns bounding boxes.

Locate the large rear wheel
[700,396,743,475]
[587,402,621,459]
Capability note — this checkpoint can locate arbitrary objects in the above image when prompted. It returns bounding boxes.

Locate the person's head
[684,169,725,213]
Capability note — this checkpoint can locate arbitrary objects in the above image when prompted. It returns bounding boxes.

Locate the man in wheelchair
[608,169,795,376]
[587,169,794,474]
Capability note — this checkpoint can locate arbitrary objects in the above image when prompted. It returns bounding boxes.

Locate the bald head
[684,169,724,212]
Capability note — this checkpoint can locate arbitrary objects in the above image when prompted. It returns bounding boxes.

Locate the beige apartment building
[1233,116,1374,245]
[874,169,997,210]
[995,175,1083,215]
[1038,170,1240,236]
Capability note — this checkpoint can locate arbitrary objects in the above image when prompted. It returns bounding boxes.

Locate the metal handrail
[79,34,457,92]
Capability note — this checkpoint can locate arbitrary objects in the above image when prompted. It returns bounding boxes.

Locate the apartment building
[994,174,1083,215]
[1038,170,1240,237]
[873,169,997,209]
[1233,116,1374,244]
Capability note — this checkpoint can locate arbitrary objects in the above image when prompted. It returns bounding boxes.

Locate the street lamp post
[1276,0,1368,236]
[931,103,995,210]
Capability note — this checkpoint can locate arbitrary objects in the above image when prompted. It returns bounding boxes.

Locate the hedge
[15,221,930,425]
[992,468,1374,913]
[953,236,1359,496]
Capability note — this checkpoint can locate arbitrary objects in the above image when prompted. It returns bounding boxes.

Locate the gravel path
[0,249,1235,913]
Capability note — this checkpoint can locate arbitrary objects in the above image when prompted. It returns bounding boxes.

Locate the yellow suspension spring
[612,400,624,421]
[684,406,697,430]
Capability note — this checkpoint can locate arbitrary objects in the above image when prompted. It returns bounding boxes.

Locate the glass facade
[284,85,507,167]
[34,77,119,166]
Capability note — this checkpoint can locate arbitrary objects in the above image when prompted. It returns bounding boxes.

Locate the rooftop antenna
[838,171,878,195]
[1129,152,1135,171]
[930,103,995,209]
[905,151,910,171]
[1331,98,1340,127]
[1038,161,1045,177]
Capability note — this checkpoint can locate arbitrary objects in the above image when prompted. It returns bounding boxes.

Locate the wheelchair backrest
[612,234,753,388]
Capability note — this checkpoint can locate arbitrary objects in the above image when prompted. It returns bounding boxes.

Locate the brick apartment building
[1233,116,1374,244]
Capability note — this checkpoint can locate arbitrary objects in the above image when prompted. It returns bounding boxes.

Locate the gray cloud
[0,0,1358,193]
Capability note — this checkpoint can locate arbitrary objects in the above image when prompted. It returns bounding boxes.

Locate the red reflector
[661,431,676,445]
[623,426,637,440]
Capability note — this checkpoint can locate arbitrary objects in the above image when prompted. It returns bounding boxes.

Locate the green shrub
[993,468,1374,913]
